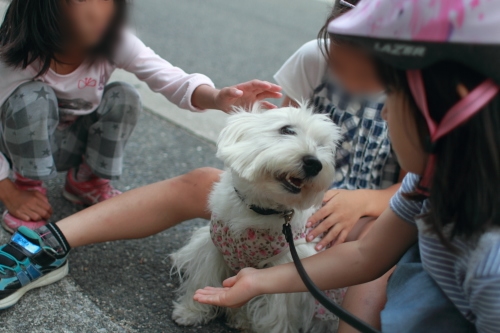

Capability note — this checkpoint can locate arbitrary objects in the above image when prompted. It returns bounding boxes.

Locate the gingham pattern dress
[312,76,399,190]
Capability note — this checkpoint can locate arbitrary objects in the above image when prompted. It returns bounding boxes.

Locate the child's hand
[194,268,261,308]
[306,189,367,251]
[0,179,52,221]
[215,80,282,112]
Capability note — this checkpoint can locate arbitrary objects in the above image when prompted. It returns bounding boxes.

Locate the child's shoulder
[468,227,500,278]
[274,40,328,102]
[292,39,328,67]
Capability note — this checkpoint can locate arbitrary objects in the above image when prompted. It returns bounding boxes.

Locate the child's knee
[98,82,141,125]
[3,81,58,125]
[191,167,222,185]
[183,167,222,192]
[106,81,141,107]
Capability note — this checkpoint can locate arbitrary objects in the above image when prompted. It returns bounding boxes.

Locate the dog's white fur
[171,104,341,333]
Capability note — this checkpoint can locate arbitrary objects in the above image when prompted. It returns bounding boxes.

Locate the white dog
[171,104,342,333]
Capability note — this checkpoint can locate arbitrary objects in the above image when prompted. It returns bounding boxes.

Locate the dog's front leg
[170,226,232,326]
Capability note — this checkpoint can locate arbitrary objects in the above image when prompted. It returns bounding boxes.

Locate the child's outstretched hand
[193,80,282,113]
[194,268,261,308]
[216,80,282,112]
[306,189,367,251]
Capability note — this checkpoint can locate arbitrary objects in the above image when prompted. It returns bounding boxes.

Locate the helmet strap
[406,70,499,196]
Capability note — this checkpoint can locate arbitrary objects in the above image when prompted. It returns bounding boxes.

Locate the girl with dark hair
[276,0,402,249]
[195,1,500,332]
[0,0,281,233]
[275,1,401,329]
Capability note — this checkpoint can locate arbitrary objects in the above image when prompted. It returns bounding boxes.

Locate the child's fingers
[30,204,50,220]
[194,291,223,305]
[31,195,52,218]
[33,191,50,204]
[13,211,30,222]
[236,80,281,92]
[195,287,230,295]
[235,80,267,92]
[260,101,278,109]
[24,209,42,222]
[222,87,243,99]
[307,204,333,229]
[316,223,344,250]
[35,196,52,211]
[194,288,242,308]
[256,91,283,100]
[256,81,281,92]
[331,230,349,247]
[322,190,338,204]
[36,205,52,220]
[307,213,337,241]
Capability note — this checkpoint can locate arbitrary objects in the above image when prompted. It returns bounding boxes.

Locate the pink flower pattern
[210,218,346,321]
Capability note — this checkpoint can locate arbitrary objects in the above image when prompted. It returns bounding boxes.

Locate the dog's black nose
[302,156,322,177]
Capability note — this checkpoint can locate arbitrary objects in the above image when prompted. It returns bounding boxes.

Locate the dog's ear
[217,112,249,158]
[216,112,260,177]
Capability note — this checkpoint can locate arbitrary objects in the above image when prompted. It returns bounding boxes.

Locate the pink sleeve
[116,31,215,112]
[0,153,10,181]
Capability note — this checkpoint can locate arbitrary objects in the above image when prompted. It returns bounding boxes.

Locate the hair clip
[339,0,356,9]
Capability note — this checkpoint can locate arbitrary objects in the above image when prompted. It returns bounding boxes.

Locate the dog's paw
[226,308,250,331]
[172,302,209,326]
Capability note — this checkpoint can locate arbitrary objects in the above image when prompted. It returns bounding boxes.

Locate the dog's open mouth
[278,174,305,194]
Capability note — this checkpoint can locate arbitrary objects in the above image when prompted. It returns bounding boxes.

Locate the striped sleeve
[389,173,423,225]
[468,239,500,333]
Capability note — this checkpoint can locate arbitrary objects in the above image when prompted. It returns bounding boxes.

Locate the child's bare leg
[338,269,393,333]
[57,167,221,248]
[337,217,392,333]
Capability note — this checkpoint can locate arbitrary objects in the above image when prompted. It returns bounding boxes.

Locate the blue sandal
[0,226,68,309]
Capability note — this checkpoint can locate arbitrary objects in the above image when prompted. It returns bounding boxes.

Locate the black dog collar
[234,188,293,216]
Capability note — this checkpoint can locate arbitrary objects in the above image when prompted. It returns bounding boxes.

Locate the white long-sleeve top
[0,31,215,181]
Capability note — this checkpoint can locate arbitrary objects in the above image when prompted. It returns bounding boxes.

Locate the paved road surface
[132,0,329,88]
[0,1,331,332]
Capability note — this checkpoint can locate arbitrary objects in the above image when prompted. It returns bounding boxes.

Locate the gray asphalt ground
[131,0,329,89]
[0,1,330,332]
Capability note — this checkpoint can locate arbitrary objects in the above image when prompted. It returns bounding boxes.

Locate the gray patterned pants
[0,81,141,180]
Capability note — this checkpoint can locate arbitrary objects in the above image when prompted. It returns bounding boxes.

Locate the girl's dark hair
[377,60,500,248]
[0,0,128,77]
[317,0,360,58]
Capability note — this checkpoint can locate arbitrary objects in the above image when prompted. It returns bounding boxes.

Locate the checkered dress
[312,76,399,190]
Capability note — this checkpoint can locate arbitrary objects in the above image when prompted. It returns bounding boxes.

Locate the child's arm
[194,208,417,307]
[306,184,401,250]
[117,32,281,112]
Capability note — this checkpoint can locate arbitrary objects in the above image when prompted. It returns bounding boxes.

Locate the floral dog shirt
[210,217,347,322]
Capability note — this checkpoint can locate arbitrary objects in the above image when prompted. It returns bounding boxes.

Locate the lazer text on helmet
[374,43,426,57]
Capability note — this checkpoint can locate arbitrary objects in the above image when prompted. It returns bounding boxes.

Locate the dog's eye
[279,126,296,135]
